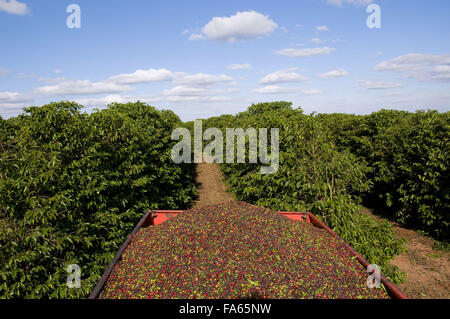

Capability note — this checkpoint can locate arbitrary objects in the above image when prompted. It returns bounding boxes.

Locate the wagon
[88,208,408,299]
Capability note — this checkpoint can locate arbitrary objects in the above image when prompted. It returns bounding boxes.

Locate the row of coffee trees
[0,102,196,298]
[199,102,448,283]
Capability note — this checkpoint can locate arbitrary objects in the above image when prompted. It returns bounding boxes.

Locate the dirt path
[360,209,450,299]
[192,161,234,209]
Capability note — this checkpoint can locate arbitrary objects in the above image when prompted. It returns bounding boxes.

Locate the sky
[0,0,449,121]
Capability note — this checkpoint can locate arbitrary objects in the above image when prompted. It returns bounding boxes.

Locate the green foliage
[370,111,449,239]
[325,110,449,239]
[0,101,196,298]
[310,196,406,283]
[432,240,450,253]
[221,111,371,210]
[1,99,446,297]
[247,101,295,116]
[217,102,407,283]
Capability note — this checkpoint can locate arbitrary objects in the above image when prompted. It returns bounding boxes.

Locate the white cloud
[108,68,173,84]
[253,85,297,94]
[30,68,236,103]
[316,26,329,32]
[0,91,32,103]
[192,11,278,42]
[166,95,231,103]
[259,68,308,84]
[433,65,450,73]
[277,47,336,58]
[374,53,450,81]
[173,72,235,87]
[189,33,205,41]
[253,85,320,95]
[54,69,63,74]
[163,82,238,103]
[326,0,373,6]
[34,80,134,96]
[164,85,238,97]
[228,63,252,70]
[0,0,29,15]
[0,91,33,109]
[75,94,163,106]
[163,86,207,97]
[318,69,349,79]
[105,68,235,88]
[311,38,322,44]
[357,79,403,89]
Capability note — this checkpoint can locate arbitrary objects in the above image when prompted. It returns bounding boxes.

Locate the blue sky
[1,0,449,121]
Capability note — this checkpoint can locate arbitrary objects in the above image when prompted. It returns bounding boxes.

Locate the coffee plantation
[0,100,448,298]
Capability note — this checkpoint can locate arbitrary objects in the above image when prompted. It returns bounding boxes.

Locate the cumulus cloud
[318,69,349,79]
[0,91,33,109]
[164,85,237,97]
[0,0,29,15]
[173,72,235,87]
[311,38,322,44]
[357,79,403,89]
[316,26,329,32]
[277,47,336,58]
[326,0,373,6]
[189,33,205,41]
[259,68,308,84]
[163,86,208,97]
[107,68,235,88]
[34,80,134,96]
[75,94,163,106]
[228,63,252,70]
[163,82,238,104]
[253,85,297,94]
[254,85,320,95]
[31,67,236,105]
[22,66,239,109]
[166,95,231,103]
[374,53,450,81]
[108,68,173,84]
[0,91,32,103]
[191,11,278,42]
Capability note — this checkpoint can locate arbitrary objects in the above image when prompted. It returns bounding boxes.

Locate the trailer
[89,209,408,299]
